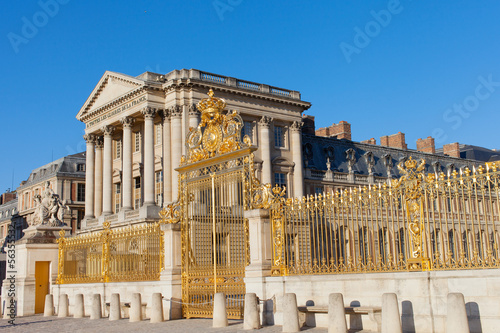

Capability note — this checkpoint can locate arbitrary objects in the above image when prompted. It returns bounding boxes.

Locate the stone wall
[246,269,500,333]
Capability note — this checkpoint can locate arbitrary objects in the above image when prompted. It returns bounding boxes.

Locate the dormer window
[77,164,85,172]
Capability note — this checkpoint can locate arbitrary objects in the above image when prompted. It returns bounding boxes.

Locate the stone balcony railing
[163,69,302,100]
[305,169,386,185]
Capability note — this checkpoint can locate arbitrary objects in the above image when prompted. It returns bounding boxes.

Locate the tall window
[134,131,141,152]
[242,121,254,141]
[77,210,84,230]
[114,139,122,159]
[155,171,163,206]
[155,123,162,145]
[274,172,287,189]
[274,125,285,148]
[134,177,141,209]
[77,183,85,202]
[114,183,121,213]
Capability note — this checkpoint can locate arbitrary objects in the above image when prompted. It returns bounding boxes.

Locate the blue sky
[1,0,500,193]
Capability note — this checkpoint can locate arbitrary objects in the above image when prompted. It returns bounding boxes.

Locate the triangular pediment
[77,71,145,121]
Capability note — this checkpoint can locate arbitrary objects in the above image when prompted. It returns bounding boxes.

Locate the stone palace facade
[77,69,310,231]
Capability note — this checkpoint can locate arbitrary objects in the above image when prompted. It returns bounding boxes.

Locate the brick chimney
[315,121,351,140]
[380,132,407,150]
[301,115,316,135]
[416,136,436,154]
[443,142,461,158]
[361,138,376,145]
[0,192,16,205]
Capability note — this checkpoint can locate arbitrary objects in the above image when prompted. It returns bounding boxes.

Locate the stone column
[102,125,115,215]
[258,116,273,185]
[170,106,183,201]
[84,134,96,219]
[188,104,200,129]
[142,107,157,206]
[290,121,304,198]
[94,136,103,217]
[162,110,172,204]
[121,117,135,211]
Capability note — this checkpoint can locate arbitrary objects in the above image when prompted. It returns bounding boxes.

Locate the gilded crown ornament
[182,89,251,164]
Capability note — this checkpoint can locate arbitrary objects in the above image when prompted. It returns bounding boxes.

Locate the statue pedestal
[1,225,71,317]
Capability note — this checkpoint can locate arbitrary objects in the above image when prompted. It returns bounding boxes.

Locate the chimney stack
[315,121,351,140]
[301,115,316,135]
[361,138,376,145]
[443,142,461,158]
[380,132,407,150]
[416,136,436,154]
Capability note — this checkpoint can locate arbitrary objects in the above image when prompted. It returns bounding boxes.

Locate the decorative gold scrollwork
[392,157,430,271]
[159,202,181,224]
[182,89,251,165]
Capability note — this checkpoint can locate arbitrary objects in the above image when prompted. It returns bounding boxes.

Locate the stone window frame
[114,139,122,160]
[134,131,141,153]
[114,182,121,213]
[154,123,162,146]
[76,183,85,202]
[155,171,163,206]
[273,124,288,149]
[272,156,294,196]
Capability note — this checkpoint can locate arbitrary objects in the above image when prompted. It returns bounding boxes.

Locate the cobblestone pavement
[0,315,330,333]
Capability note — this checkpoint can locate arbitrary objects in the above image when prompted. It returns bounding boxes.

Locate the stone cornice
[162,79,311,110]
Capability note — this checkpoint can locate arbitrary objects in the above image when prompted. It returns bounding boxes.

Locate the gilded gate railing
[161,89,256,319]
[57,221,163,284]
[261,158,500,276]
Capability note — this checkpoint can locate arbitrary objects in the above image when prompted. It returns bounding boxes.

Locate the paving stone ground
[0,315,330,333]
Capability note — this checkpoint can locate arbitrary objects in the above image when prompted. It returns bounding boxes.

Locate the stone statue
[31,181,67,227]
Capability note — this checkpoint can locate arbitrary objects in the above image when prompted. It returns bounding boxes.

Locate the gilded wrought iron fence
[57,221,163,284]
[263,158,500,276]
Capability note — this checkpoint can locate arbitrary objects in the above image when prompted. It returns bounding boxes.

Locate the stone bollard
[109,293,121,321]
[44,294,54,316]
[282,293,300,333]
[58,294,69,318]
[382,293,402,333]
[328,293,347,333]
[243,293,260,330]
[90,294,102,320]
[213,292,228,328]
[129,293,143,322]
[447,293,469,333]
[74,294,85,318]
[150,293,164,323]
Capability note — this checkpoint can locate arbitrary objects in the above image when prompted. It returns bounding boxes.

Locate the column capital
[102,125,115,137]
[290,121,303,132]
[258,116,273,128]
[95,136,104,149]
[120,116,136,128]
[160,109,171,121]
[169,105,182,118]
[83,133,97,144]
[188,104,200,117]
[141,107,157,119]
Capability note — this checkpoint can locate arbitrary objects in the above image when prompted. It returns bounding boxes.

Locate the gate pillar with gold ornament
[158,219,183,320]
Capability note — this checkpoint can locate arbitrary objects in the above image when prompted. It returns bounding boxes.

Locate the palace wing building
[77,69,311,230]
